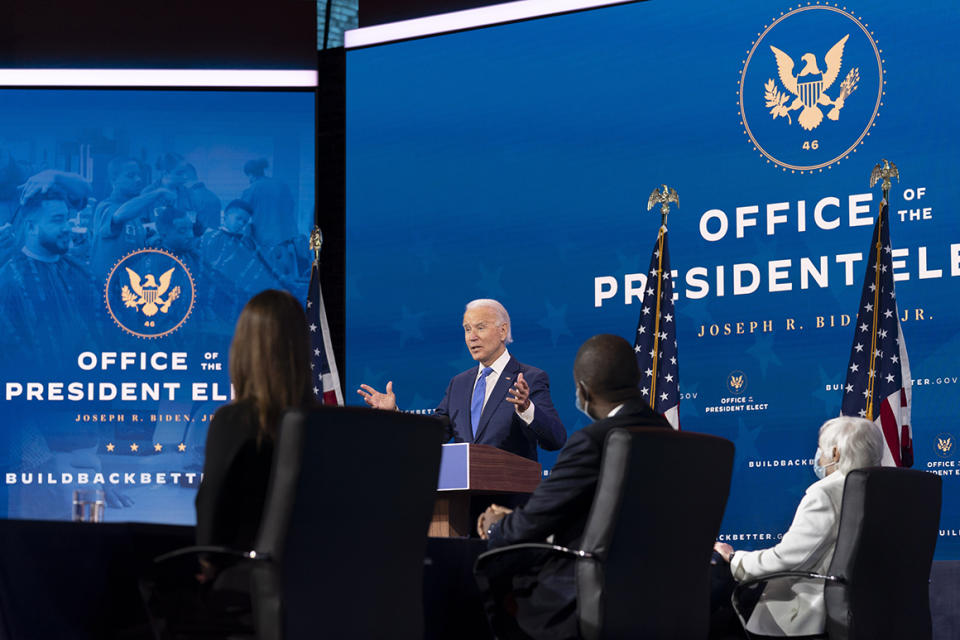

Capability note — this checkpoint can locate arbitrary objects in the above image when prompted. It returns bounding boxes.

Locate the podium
[430,443,542,537]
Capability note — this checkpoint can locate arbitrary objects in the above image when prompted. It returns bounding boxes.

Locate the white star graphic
[845,384,854,393]
[879,329,888,338]
[634,345,642,353]
[645,368,653,378]
[660,392,669,401]
[664,313,673,322]
[309,323,317,332]
[854,343,864,352]
[883,309,893,318]
[314,348,321,356]
[860,323,869,332]
[664,374,674,382]
[850,363,859,373]
[885,374,895,383]
[647,287,654,296]
[858,409,867,417]
[642,306,651,315]
[891,354,899,363]
[638,326,646,334]
[641,386,649,396]
[865,303,873,312]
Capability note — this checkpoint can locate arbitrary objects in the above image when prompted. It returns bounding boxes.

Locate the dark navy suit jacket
[435,355,566,461]
[484,398,671,639]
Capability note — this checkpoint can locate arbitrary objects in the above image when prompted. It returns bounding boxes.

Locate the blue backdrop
[0,89,314,524]
[346,0,960,558]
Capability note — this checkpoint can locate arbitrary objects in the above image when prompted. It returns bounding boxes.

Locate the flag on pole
[307,260,344,406]
[840,200,913,466]
[634,225,680,429]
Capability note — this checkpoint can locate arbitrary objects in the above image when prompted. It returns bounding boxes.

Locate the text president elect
[357,299,566,461]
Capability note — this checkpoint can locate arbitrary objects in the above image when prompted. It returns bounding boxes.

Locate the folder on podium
[430,443,542,537]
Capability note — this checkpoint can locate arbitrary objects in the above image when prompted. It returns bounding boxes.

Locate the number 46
[802,140,819,150]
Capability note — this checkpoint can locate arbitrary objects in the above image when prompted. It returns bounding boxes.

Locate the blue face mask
[575,383,591,420]
[813,447,838,480]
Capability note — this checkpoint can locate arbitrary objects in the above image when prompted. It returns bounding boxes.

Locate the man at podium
[358,298,566,461]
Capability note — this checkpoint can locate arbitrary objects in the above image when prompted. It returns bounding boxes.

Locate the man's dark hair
[573,334,642,403]
[243,158,268,177]
[224,199,253,216]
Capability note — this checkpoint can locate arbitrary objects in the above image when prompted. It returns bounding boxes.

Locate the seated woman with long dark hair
[143,290,314,636]
[713,417,885,637]
[195,288,314,581]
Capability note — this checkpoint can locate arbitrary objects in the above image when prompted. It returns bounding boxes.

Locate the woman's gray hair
[465,298,513,344]
[818,416,885,475]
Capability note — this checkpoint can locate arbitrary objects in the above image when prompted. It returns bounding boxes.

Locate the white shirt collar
[607,403,625,417]
[478,348,511,379]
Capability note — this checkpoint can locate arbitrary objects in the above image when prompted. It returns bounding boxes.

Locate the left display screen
[0,88,315,524]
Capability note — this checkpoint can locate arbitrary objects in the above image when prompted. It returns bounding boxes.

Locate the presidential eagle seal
[105,248,195,339]
[738,4,884,173]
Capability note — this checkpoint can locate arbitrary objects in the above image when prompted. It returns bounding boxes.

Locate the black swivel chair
[474,427,735,640]
[731,467,942,640]
[152,407,443,640]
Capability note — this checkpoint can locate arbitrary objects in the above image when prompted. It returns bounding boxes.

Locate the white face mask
[813,447,838,480]
[575,383,591,420]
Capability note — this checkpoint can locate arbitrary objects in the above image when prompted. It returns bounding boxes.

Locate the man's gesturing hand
[357,381,397,411]
[506,372,531,413]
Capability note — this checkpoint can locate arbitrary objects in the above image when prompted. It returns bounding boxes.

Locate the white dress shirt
[472,349,535,424]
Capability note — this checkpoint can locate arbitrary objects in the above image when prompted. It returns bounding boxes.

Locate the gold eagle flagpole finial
[869,158,899,207]
[310,226,324,264]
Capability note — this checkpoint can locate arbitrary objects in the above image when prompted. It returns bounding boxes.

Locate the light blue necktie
[471,366,494,438]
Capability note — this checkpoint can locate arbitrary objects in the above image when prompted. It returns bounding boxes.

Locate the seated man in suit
[475,333,672,640]
[357,298,566,461]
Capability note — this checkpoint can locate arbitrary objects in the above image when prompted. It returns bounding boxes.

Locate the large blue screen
[0,89,315,524]
[347,0,960,558]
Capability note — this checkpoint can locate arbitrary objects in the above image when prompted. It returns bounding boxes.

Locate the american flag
[840,201,913,466]
[634,226,680,429]
[307,261,343,406]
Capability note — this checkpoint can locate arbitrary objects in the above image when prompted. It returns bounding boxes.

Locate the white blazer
[730,470,846,637]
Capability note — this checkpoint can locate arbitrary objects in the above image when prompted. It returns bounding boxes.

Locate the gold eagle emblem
[938,437,953,454]
[765,35,860,130]
[121,266,180,317]
[729,374,744,392]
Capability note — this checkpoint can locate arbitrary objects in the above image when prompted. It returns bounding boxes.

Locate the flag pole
[865,160,899,419]
[645,185,679,409]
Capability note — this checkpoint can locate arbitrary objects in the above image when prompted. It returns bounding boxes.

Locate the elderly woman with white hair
[713,416,886,637]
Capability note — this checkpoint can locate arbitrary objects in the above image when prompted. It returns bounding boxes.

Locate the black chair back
[251,407,443,640]
[824,467,942,640]
[577,427,734,640]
